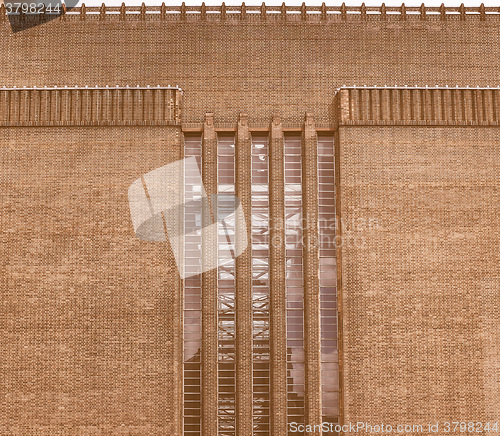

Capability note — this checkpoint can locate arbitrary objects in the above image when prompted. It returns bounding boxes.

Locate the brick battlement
[1,2,500,22]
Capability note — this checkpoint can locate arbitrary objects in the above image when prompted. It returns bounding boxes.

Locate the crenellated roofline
[1,2,500,22]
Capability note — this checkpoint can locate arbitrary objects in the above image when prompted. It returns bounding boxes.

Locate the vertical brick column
[269,115,288,434]
[172,127,184,436]
[301,113,322,433]
[235,113,253,435]
[334,128,345,428]
[174,88,182,125]
[201,113,219,436]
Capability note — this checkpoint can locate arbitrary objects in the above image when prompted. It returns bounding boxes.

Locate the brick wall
[2,9,500,434]
[336,122,500,431]
[1,16,500,124]
[0,126,182,434]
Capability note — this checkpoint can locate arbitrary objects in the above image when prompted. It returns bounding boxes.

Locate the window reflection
[217,134,237,435]
[184,132,339,435]
[251,135,271,435]
[284,135,305,435]
[317,135,339,423]
[184,135,203,436]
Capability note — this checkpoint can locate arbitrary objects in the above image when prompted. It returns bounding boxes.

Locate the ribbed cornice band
[0,87,182,126]
[334,87,500,127]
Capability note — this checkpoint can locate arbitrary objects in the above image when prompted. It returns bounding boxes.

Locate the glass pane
[183,136,203,435]
[317,135,339,426]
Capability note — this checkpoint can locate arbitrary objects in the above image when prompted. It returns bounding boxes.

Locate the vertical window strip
[317,135,339,424]
[284,135,305,434]
[217,134,237,436]
[251,135,271,435]
[184,135,203,436]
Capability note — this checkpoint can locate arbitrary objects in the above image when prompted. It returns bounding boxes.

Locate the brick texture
[336,125,500,434]
[0,126,182,435]
[201,114,218,436]
[2,17,500,125]
[268,116,287,433]
[235,113,253,434]
[301,113,322,432]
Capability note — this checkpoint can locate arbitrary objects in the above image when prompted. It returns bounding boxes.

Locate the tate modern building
[1,4,499,435]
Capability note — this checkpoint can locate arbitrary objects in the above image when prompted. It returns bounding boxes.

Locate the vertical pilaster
[401,89,411,121]
[30,90,39,124]
[202,113,219,436]
[371,89,381,121]
[40,89,50,124]
[235,113,253,435]
[112,88,120,123]
[0,90,9,123]
[435,90,444,123]
[10,90,19,123]
[423,88,433,121]
[72,89,81,123]
[153,89,162,122]
[360,89,370,121]
[464,89,474,122]
[123,88,132,123]
[393,89,402,122]
[339,90,350,122]
[334,127,344,428]
[133,88,142,123]
[484,89,494,123]
[413,89,422,121]
[175,89,182,124]
[302,113,322,433]
[144,88,153,123]
[476,90,485,123]
[443,89,453,122]
[172,128,184,436]
[381,89,391,121]
[269,115,288,434]
[20,89,30,123]
[102,87,111,123]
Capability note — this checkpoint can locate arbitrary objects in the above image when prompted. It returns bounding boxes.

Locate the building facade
[1,5,500,436]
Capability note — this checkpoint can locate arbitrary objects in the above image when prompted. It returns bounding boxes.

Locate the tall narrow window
[317,135,339,423]
[284,134,305,433]
[183,135,203,436]
[217,134,237,436]
[183,130,338,435]
[251,135,271,435]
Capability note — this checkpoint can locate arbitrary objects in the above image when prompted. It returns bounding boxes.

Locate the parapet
[1,2,499,23]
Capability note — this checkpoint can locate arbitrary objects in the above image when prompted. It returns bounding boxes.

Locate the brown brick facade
[234,114,253,435]
[268,116,287,433]
[301,114,322,433]
[1,8,500,436]
[0,125,182,434]
[201,114,218,436]
[335,88,500,434]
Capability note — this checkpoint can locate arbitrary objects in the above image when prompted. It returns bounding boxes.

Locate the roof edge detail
[1,2,498,22]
